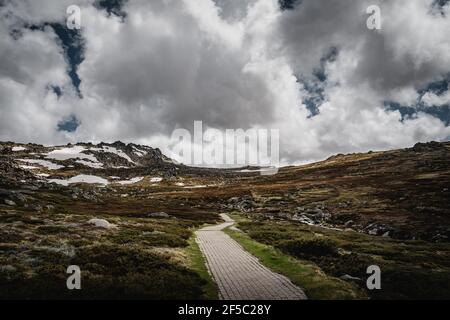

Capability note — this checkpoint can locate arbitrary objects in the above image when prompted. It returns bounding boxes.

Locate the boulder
[88,218,117,229]
[412,141,447,153]
[292,206,331,225]
[4,199,16,206]
[344,220,354,227]
[148,212,170,218]
[340,274,361,281]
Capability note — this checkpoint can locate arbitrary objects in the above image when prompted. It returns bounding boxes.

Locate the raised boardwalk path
[195,214,307,300]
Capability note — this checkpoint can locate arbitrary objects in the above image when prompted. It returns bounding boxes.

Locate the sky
[0,0,450,165]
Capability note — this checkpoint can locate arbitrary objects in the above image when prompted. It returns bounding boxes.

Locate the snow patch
[183,185,207,189]
[19,159,64,170]
[117,177,144,185]
[19,165,38,170]
[46,146,100,163]
[12,146,26,151]
[132,146,147,157]
[96,146,135,164]
[76,160,104,169]
[48,175,109,186]
[36,173,50,177]
[237,167,277,173]
[150,177,163,183]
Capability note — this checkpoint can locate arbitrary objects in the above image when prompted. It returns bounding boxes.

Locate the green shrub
[0,244,206,299]
[277,238,338,258]
[247,230,288,244]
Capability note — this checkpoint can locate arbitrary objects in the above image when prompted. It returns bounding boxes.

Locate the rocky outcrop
[292,205,331,225]
[88,218,117,229]
[412,141,448,153]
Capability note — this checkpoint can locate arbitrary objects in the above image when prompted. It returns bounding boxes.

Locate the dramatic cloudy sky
[1,0,450,164]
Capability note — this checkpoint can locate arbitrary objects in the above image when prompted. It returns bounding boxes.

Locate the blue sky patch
[95,0,128,18]
[385,77,449,125]
[50,23,85,96]
[57,115,80,133]
[279,0,301,11]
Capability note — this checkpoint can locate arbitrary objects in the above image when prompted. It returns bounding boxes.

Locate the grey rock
[293,206,331,225]
[88,218,117,229]
[14,193,27,203]
[0,265,17,273]
[344,220,354,227]
[337,202,348,208]
[4,199,16,206]
[31,204,43,212]
[291,213,316,225]
[148,212,170,218]
[340,274,361,281]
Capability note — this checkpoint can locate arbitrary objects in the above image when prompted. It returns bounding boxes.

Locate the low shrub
[277,238,338,258]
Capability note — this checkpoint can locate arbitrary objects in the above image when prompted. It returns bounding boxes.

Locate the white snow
[36,173,50,177]
[47,179,69,186]
[88,218,116,229]
[150,177,163,183]
[68,175,109,185]
[45,146,100,163]
[175,182,185,186]
[19,159,64,170]
[98,146,135,164]
[183,185,207,189]
[47,175,109,186]
[19,165,38,170]
[237,167,277,173]
[116,177,144,185]
[75,160,104,169]
[12,146,26,151]
[132,146,147,157]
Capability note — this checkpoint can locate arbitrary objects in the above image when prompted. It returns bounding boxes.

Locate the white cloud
[0,12,73,143]
[0,0,449,164]
[422,89,450,107]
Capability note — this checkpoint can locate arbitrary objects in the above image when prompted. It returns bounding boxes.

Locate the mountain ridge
[1,140,450,242]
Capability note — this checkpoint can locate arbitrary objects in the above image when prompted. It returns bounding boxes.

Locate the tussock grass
[231,213,450,299]
[184,236,219,300]
[225,227,366,300]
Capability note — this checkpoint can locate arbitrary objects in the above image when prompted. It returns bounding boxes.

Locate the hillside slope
[1,140,449,241]
[0,140,449,299]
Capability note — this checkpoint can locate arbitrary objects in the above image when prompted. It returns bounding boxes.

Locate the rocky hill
[0,140,170,171]
[216,141,450,242]
[1,140,450,242]
[1,139,450,299]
